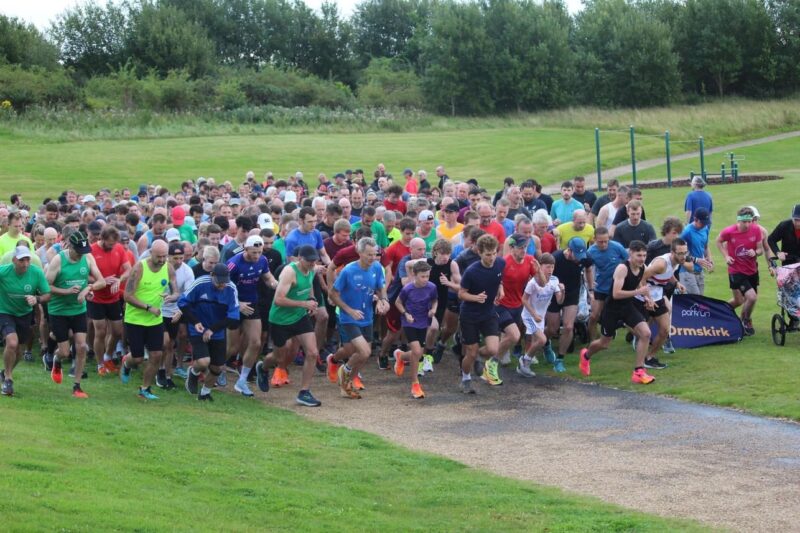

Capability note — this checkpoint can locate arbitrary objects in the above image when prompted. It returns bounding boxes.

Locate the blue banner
[651,294,744,349]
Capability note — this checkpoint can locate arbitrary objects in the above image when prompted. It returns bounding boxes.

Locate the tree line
[1,0,799,115]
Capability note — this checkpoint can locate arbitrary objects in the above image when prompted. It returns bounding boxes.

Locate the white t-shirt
[161,262,195,318]
[521,275,561,327]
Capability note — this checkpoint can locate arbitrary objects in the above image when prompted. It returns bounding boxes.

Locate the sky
[0,0,584,31]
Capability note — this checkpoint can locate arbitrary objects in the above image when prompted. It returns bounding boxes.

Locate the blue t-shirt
[684,191,713,222]
[398,281,437,329]
[334,260,385,327]
[284,228,324,259]
[681,224,709,273]
[550,198,584,223]
[587,241,628,295]
[500,219,515,237]
[178,276,240,340]
[227,252,269,304]
[460,257,506,322]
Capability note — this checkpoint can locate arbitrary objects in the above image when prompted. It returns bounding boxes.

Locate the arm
[611,265,650,300]
[329,285,363,322]
[123,262,159,317]
[81,255,108,302]
[137,234,148,255]
[45,255,72,295]
[715,231,732,265]
[274,266,316,312]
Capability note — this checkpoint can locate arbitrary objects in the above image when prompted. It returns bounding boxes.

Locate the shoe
[271,367,287,388]
[23,350,33,362]
[411,382,425,399]
[103,359,119,373]
[393,349,405,377]
[742,318,755,337]
[516,359,536,378]
[482,358,503,386]
[553,359,566,373]
[530,355,539,365]
[432,342,446,364]
[543,343,556,364]
[644,357,667,370]
[378,355,389,370]
[173,367,188,380]
[137,387,159,400]
[625,332,634,343]
[315,354,327,373]
[417,361,424,377]
[513,344,523,358]
[72,385,89,398]
[326,354,340,383]
[186,369,199,394]
[352,374,365,391]
[662,338,676,354]
[155,369,168,388]
[473,358,485,376]
[338,365,361,399]
[164,378,176,391]
[293,351,305,366]
[460,379,476,394]
[296,389,322,407]
[234,380,255,397]
[198,392,213,402]
[499,350,512,366]
[216,371,227,388]
[51,360,63,384]
[579,348,591,376]
[255,361,270,393]
[422,354,434,373]
[97,365,110,377]
[2,379,13,396]
[120,360,131,384]
[42,352,53,371]
[631,368,655,384]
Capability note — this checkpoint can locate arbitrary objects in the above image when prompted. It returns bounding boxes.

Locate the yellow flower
[0,100,11,109]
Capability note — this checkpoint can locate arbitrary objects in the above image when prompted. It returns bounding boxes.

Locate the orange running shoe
[579,348,591,376]
[352,374,365,391]
[411,382,425,399]
[326,354,340,383]
[72,386,89,399]
[271,367,287,388]
[103,359,119,373]
[97,365,110,377]
[631,368,655,384]
[393,349,405,377]
[51,360,63,384]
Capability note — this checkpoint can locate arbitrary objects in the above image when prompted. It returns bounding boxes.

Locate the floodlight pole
[629,125,637,186]
[595,128,602,190]
[665,130,672,187]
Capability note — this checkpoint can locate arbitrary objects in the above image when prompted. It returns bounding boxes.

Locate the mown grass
[0,365,704,532]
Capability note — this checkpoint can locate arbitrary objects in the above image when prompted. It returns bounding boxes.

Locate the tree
[769,0,800,92]
[351,0,424,67]
[0,15,59,70]
[357,57,423,107]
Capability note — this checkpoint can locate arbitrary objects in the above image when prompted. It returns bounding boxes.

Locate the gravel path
[257,356,800,532]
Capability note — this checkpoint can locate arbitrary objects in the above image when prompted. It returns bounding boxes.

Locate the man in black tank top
[578,240,657,385]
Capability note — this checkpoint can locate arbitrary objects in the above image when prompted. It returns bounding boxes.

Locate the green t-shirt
[351,221,389,249]
[268,263,314,325]
[0,232,33,258]
[0,263,50,317]
[178,224,197,245]
[273,238,287,263]
[416,230,437,256]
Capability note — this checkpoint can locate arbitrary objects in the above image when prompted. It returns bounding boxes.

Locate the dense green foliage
[1,0,800,114]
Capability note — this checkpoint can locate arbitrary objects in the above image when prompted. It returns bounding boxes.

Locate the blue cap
[568,237,587,260]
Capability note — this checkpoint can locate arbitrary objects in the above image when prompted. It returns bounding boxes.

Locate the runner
[496,233,538,365]
[120,240,177,400]
[579,240,657,385]
[156,241,194,390]
[0,247,51,397]
[255,245,323,407]
[179,263,240,401]
[518,253,563,377]
[586,226,628,340]
[46,231,107,398]
[550,181,584,225]
[427,238,461,364]
[458,234,505,393]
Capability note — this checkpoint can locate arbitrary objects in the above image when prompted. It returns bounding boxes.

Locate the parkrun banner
[651,294,744,349]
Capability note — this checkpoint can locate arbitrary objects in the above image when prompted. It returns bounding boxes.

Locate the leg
[741,288,758,320]
[296,332,319,391]
[497,323,520,360]
[142,350,162,388]
[728,289,745,310]
[440,310,458,344]
[3,332,20,380]
[237,320,262,379]
[588,298,605,340]
[557,305,578,356]
[631,322,651,368]
[647,313,670,357]
[92,319,108,367]
[72,332,88,386]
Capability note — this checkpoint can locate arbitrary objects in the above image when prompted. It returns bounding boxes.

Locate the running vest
[268,262,314,325]
[608,260,643,309]
[603,204,619,229]
[639,252,675,302]
[48,251,88,316]
[124,260,169,326]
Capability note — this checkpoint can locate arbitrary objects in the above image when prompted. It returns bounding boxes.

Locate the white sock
[103,353,112,362]
[239,367,251,381]
[200,385,211,395]
[461,371,471,381]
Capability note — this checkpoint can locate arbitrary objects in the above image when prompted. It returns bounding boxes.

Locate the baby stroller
[771,262,800,346]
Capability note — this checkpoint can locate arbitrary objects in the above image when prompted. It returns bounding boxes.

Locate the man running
[156,241,195,390]
[518,253,563,377]
[586,227,628,340]
[496,233,537,365]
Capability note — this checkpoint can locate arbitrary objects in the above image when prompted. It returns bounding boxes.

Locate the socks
[343,364,352,374]
[557,354,565,360]
[200,385,211,395]
[103,353,112,362]
[239,367,251,381]
[461,371,471,381]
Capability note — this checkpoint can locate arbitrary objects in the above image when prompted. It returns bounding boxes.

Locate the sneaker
[255,361,270,393]
[42,352,53,371]
[460,379,476,394]
[530,355,540,365]
[198,391,213,402]
[393,349,405,377]
[137,387,159,400]
[625,332,634,343]
[186,369,199,394]
[742,318,755,337]
[315,354,327,373]
[216,371,227,388]
[120,359,131,384]
[432,342,446,364]
[543,343,556,364]
[103,359,119,373]
[417,361,424,377]
[644,357,667,370]
[422,354,434,373]
[2,379,13,396]
[579,348,591,376]
[516,360,536,378]
[164,378,176,391]
[23,350,33,362]
[296,389,322,407]
[72,385,89,399]
[338,365,360,399]
[499,350,512,366]
[51,360,63,384]
[155,369,168,389]
[326,354,340,384]
[378,355,389,370]
[662,338,676,354]
[271,367,287,388]
[482,358,503,386]
[173,367,188,380]
[352,374,365,391]
[553,359,566,373]
[97,364,110,377]
[631,368,655,384]
[473,358,485,376]
[411,382,425,399]
[234,380,255,397]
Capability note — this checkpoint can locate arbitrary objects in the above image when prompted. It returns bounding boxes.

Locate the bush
[358,58,423,109]
[0,64,82,109]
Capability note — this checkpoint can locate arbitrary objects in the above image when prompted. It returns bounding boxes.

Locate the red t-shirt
[719,223,761,275]
[333,245,359,271]
[90,242,129,303]
[499,254,537,308]
[324,237,351,261]
[540,232,557,254]
[381,241,410,272]
[383,199,407,215]
[480,220,507,244]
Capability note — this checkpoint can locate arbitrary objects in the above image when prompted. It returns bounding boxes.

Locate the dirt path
[256,356,800,532]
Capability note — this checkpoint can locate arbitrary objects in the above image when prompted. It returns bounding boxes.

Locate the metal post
[733,161,739,182]
[665,130,672,188]
[630,125,637,186]
[721,163,726,182]
[595,128,602,190]
[699,136,706,180]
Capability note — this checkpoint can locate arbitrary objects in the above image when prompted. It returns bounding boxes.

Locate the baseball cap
[284,191,297,203]
[257,213,273,229]
[83,194,97,204]
[404,168,413,176]
[507,233,529,248]
[444,202,460,213]
[792,204,800,220]
[69,231,91,254]
[691,175,706,187]
[14,246,32,260]
[334,173,345,180]
[87,221,102,235]
[172,206,186,226]
[211,263,230,283]
[295,171,304,179]
[245,235,264,248]
[297,244,320,262]
[746,205,761,218]
[229,198,242,206]
[694,207,710,225]
[165,228,181,242]
[168,241,184,256]
[119,230,130,243]
[418,209,434,222]
[568,237,587,260]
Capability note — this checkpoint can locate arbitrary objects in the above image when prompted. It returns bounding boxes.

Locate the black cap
[297,245,320,262]
[507,233,529,248]
[211,263,230,283]
[444,203,460,213]
[88,221,102,234]
[792,204,800,219]
[168,242,184,256]
[69,231,91,254]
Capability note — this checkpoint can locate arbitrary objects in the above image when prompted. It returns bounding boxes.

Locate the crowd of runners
[1,168,799,405]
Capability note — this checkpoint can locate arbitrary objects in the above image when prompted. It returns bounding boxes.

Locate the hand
[110,280,120,294]
[533,313,542,322]
[348,308,365,321]
[163,293,179,304]
[404,311,414,323]
[239,302,254,316]
[645,299,656,311]
[635,285,650,297]
[376,299,389,315]
[677,283,686,294]
[304,299,319,312]
[553,219,561,226]
[105,276,119,286]
[745,249,756,258]
[194,322,205,334]
[473,291,487,303]
[202,329,213,342]
[70,285,81,294]
[725,256,734,265]
[440,273,449,285]
[778,252,787,261]
[428,308,436,318]
[25,295,37,306]
[149,306,161,317]
[558,283,565,293]
[314,264,327,274]
[77,289,89,304]
[697,258,713,271]
[769,266,777,278]
[171,311,182,323]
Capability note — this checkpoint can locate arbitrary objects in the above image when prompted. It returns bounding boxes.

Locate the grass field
[0,365,704,532]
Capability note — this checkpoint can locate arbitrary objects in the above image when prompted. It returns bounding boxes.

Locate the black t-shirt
[192,263,211,278]
[460,258,506,321]
[538,193,554,212]
[591,194,611,216]
[257,248,284,309]
[612,205,647,226]
[553,249,583,297]
[573,191,597,211]
[427,257,453,303]
[646,239,671,264]
[315,221,335,240]
[608,261,643,309]
[455,249,480,275]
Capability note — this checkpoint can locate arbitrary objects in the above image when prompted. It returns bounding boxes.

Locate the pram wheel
[771,314,786,346]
